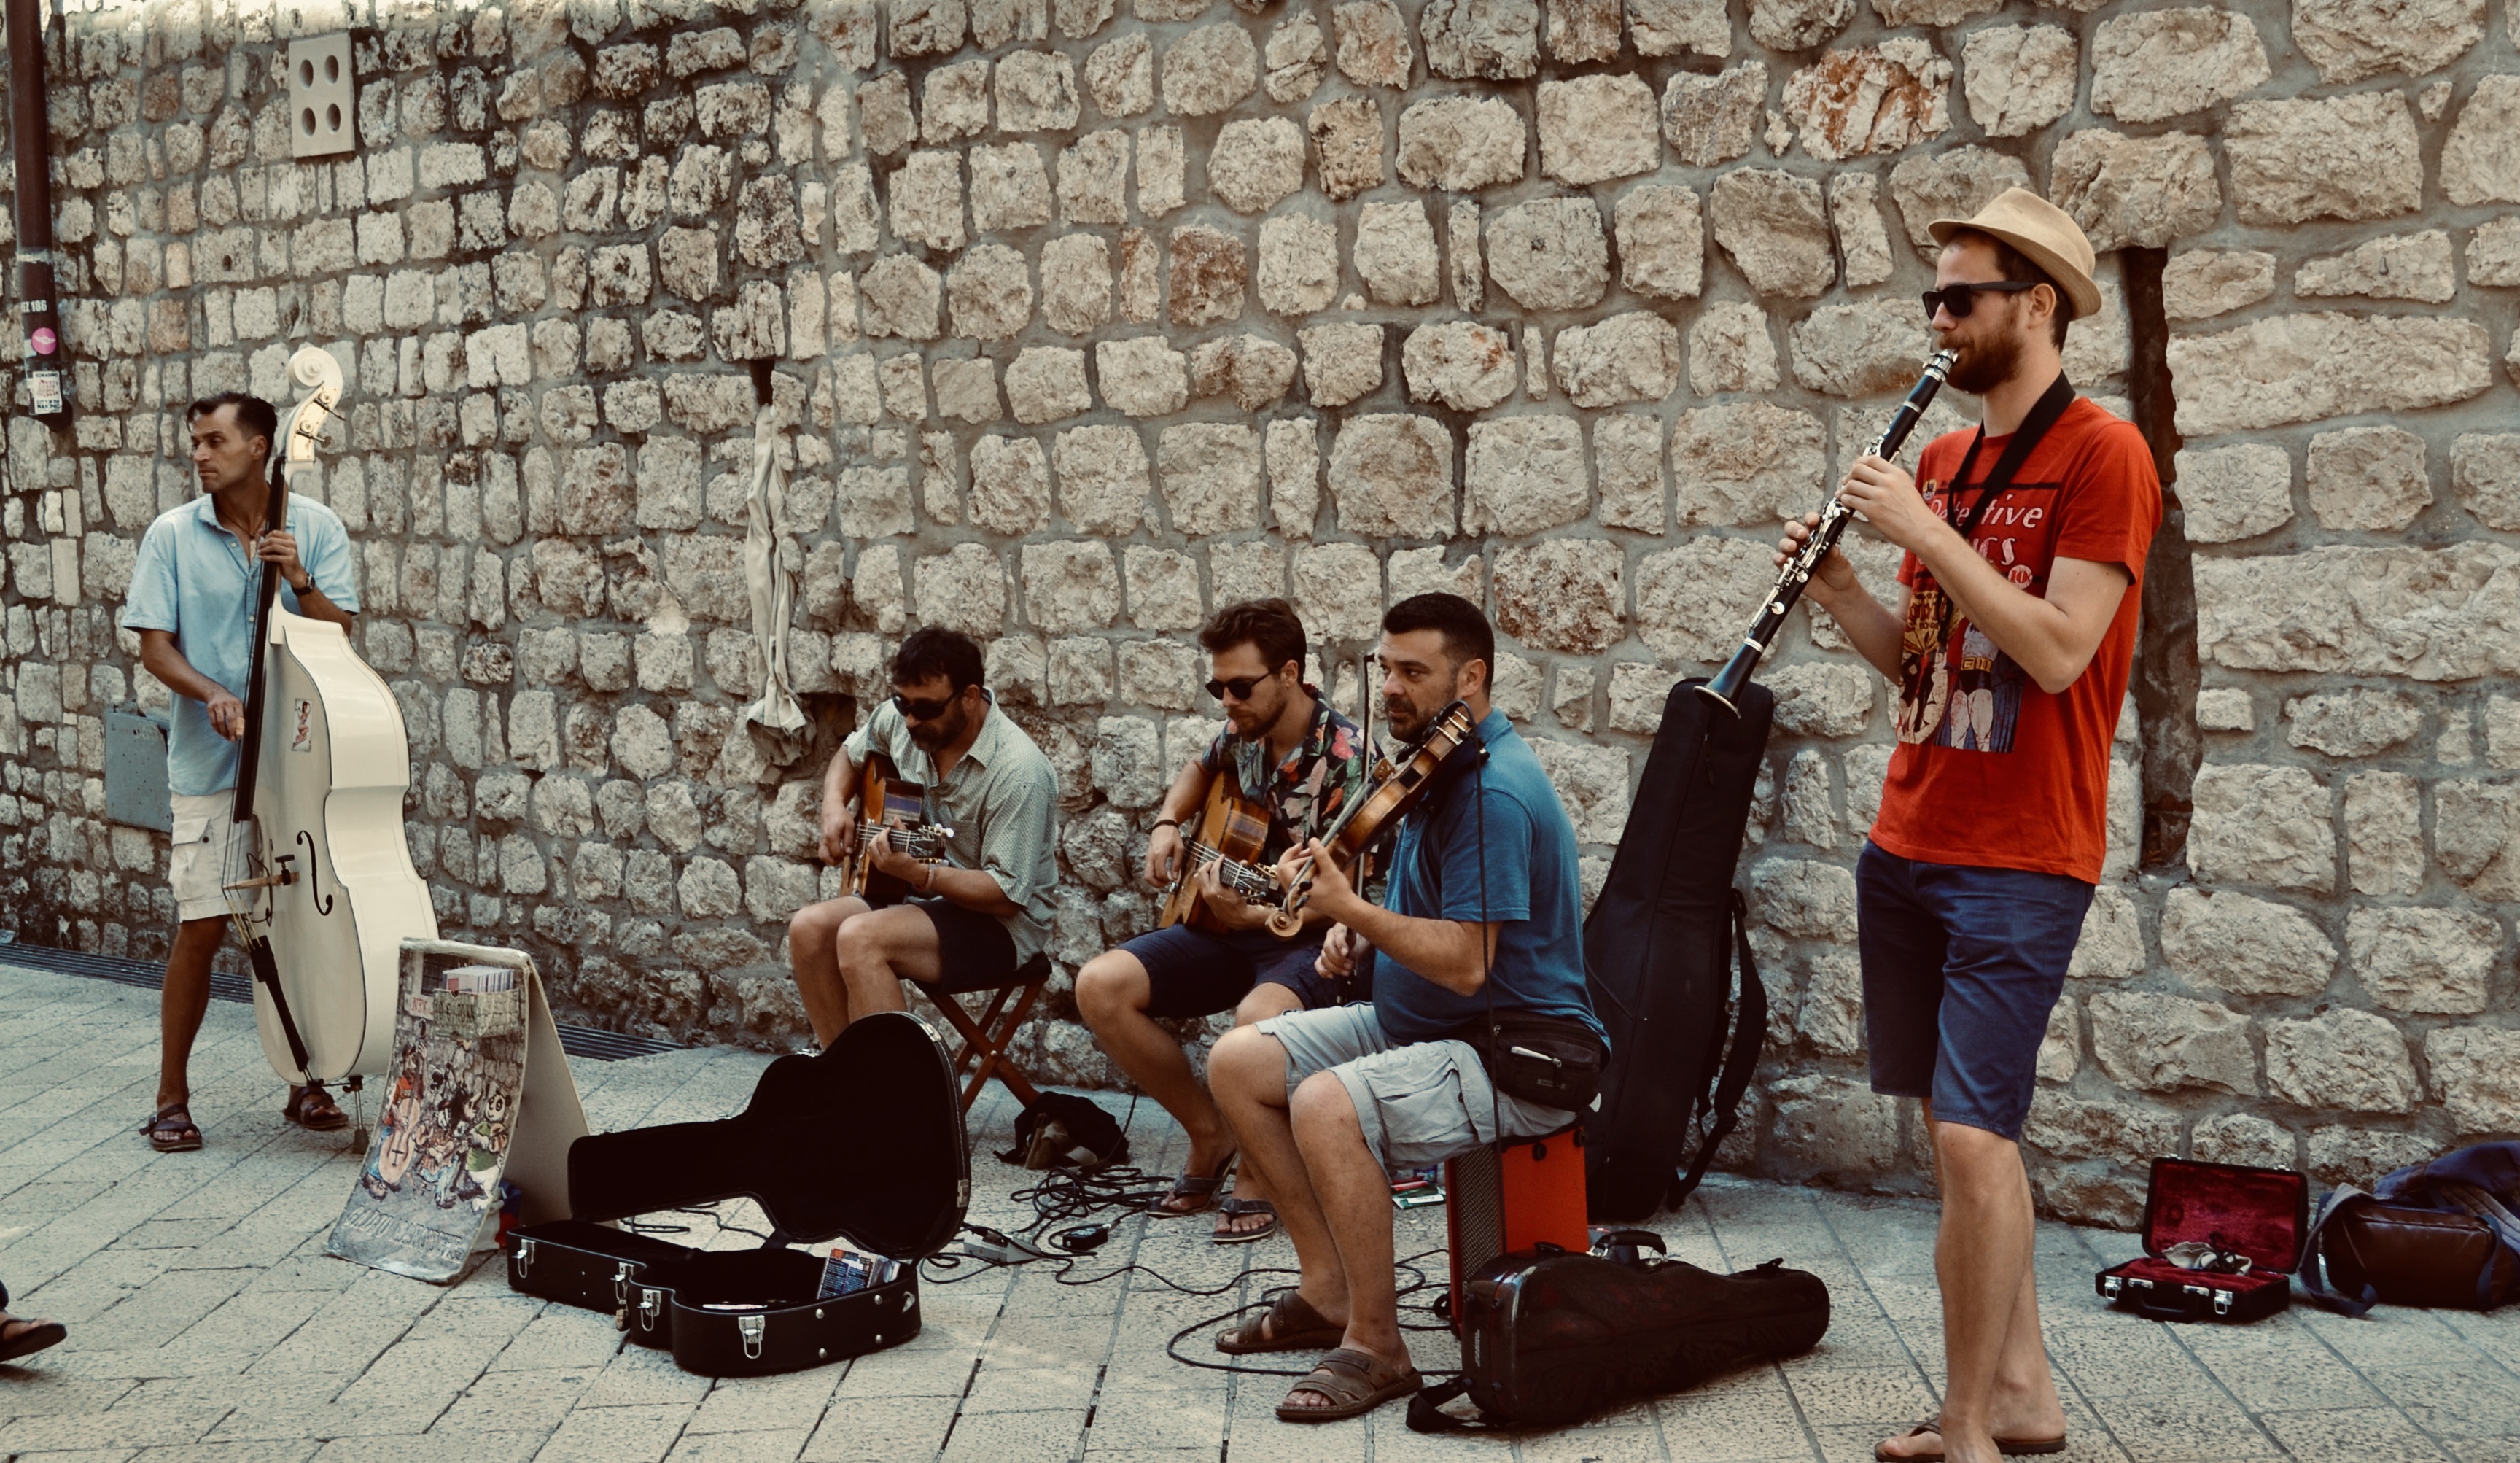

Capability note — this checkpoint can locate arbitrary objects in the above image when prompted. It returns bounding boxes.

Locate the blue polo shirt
[121,494,360,797]
[1371,710,1605,1048]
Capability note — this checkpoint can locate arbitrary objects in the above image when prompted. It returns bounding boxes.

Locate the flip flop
[1213,1198,1280,1246]
[284,1084,349,1133]
[1151,1157,1233,1217]
[139,1103,203,1153]
[1215,1289,1345,1355]
[1275,1346,1422,1423]
[0,1315,66,1364]
[1875,1419,2069,1460]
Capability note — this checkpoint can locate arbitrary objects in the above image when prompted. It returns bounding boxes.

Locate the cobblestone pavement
[0,960,2513,1463]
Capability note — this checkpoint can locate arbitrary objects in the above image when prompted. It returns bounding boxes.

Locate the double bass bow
[222,347,438,1117]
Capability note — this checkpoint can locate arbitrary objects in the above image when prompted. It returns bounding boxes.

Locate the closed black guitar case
[1584,676,1773,1223]
[508,1009,968,1376]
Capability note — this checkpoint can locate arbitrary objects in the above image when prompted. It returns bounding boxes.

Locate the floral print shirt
[1199,689,1377,864]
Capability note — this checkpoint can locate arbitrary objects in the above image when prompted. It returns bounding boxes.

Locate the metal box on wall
[106,707,172,832]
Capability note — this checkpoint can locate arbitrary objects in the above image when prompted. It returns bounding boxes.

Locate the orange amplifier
[1444,1123,1590,1327]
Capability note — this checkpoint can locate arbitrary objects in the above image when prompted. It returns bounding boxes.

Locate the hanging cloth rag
[741,401,812,769]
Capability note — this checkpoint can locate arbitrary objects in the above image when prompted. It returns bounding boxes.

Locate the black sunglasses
[1921,280,2038,322]
[892,691,957,721]
[1205,675,1270,702]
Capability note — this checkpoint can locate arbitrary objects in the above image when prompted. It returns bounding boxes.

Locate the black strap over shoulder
[1942,371,2077,543]
[1668,890,1765,1211]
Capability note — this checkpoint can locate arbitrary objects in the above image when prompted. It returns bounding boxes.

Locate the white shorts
[168,791,235,923]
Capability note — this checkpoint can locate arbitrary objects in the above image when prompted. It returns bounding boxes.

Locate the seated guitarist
[788,628,1059,1047]
[1077,599,1374,1243]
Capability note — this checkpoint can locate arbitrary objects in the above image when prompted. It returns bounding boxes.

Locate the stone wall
[2,0,2516,1225]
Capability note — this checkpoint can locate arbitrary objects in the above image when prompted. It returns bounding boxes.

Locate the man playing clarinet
[1776,190,2161,1463]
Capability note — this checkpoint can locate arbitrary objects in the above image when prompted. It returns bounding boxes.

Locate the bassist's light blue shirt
[121,494,359,798]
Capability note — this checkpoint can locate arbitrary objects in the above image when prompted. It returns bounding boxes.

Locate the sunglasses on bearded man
[1920,280,2039,322]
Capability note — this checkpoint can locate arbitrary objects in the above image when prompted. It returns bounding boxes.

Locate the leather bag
[2318,1200,2520,1312]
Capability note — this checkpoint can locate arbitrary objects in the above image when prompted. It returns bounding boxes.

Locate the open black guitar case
[1584,677,1773,1223]
[505,1010,969,1377]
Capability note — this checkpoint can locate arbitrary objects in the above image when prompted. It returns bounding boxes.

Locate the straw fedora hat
[1927,187,2101,321]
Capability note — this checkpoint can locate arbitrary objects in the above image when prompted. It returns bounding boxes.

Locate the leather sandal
[1276,1346,1422,1423]
[0,1313,66,1364]
[1875,1419,2069,1460]
[140,1103,203,1153]
[284,1084,349,1133]
[1212,1197,1280,1246]
[1214,1289,1345,1354]
[1151,1157,1233,1217]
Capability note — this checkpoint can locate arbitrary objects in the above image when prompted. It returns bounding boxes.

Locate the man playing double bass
[1075,599,1374,1243]
[124,392,361,1154]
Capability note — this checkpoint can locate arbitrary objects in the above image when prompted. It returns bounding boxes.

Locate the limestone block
[1552,312,1682,408]
[1595,414,1668,532]
[1709,170,1834,298]
[2294,231,2454,308]
[1420,0,1539,79]
[1041,233,1114,334]
[1138,127,1187,216]
[969,143,1053,233]
[1334,0,1416,87]
[1388,547,1485,605]
[1635,536,1776,664]
[1054,424,1151,534]
[1870,0,1998,22]
[2024,1090,2181,1165]
[1086,34,1154,117]
[1763,662,1873,737]
[1749,0,1850,51]
[933,358,1002,424]
[1661,62,1765,168]
[1189,335,1299,410]
[1096,335,1191,417]
[889,150,966,252]
[2089,9,2268,124]
[969,434,1054,538]
[2168,314,2490,436]
[1789,296,1932,397]
[1022,540,1121,635]
[1672,403,1826,527]
[1528,735,1632,842]
[1482,198,1603,312]
[1158,424,1263,535]
[1259,214,1341,316]
[1546,0,1620,62]
[1770,1075,1898,1176]
[2159,887,2336,996]
[1783,40,1952,163]
[2196,543,2520,681]
[1329,413,1455,538]
[2468,218,2520,287]
[2227,93,2421,225]
[2424,1027,2520,1136]
[1299,322,1388,407]
[2286,687,2422,758]
[1006,346,1092,425]
[1689,303,1782,395]
[2188,762,2333,893]
[2344,769,2422,897]
[2050,129,2221,252]
[2452,433,2520,531]
[1493,540,1622,655]
[1124,544,1203,629]
[1291,542,1385,637]
[2067,883,2145,980]
[1614,185,1706,302]
[2174,443,2291,543]
[892,0,968,56]
[1162,25,1259,115]
[1170,225,1248,327]
[2349,905,2499,1014]
[1093,715,1165,807]
[2308,1126,2443,1187]
[1776,750,1838,848]
[947,243,1034,341]
[1817,174,1891,289]
[914,542,1008,635]
[1396,96,1526,192]
[1884,146,2031,255]
[1268,419,1322,535]
[859,253,942,341]
[1466,416,1589,535]
[2089,990,2257,1095]
[1403,321,1519,412]
[2163,250,2275,321]
[1538,74,1660,186]
[1960,25,2074,139]
[1630,0,1728,55]
[998,50,1080,132]
[1749,858,1856,942]
[1267,9,1331,101]
[1210,117,1306,214]
[1215,540,1292,604]
[2304,426,2433,534]
[2298,0,2482,84]
[923,60,992,142]
[2194,1113,2295,1171]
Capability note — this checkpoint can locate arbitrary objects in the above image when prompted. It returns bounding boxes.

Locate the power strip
[956,1235,1028,1265]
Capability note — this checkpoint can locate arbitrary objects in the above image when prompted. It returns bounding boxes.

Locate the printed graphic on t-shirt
[1894,479,2060,755]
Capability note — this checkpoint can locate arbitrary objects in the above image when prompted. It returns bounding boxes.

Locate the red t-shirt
[1870,397,2162,883]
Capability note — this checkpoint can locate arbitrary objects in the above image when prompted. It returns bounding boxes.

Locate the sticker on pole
[28,372,63,415]
[29,326,57,355]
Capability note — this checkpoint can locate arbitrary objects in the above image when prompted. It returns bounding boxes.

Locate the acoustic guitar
[1157,775,1289,935]
[844,753,952,904]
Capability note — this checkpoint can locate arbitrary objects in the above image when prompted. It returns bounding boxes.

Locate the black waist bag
[1410,1246,1830,1430]
[1463,1011,1606,1112]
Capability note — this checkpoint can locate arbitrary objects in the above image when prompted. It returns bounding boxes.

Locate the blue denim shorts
[1856,842,2094,1141]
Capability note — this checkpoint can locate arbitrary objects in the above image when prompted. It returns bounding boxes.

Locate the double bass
[222,347,438,1109]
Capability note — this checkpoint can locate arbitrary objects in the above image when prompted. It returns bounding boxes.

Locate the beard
[1382,672,1461,744]
[1947,325,2025,396]
[906,702,967,749]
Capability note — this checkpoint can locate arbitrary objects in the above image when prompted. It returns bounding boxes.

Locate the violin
[224,347,438,1096]
[1267,699,1480,938]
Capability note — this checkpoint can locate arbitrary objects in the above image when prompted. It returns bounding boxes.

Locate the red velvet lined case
[2094,1158,2306,1323]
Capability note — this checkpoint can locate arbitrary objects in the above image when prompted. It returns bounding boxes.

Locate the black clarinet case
[2094,1158,2305,1324]
[505,1009,969,1376]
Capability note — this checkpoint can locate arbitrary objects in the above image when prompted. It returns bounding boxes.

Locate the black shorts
[1122,923,1350,1020]
[903,896,1029,993]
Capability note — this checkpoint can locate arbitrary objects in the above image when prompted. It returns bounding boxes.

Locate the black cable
[1159,1249,1448,1378]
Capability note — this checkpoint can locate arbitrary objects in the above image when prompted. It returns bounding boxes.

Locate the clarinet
[1698,349,1959,715]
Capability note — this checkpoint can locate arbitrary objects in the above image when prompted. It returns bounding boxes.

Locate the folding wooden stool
[914,952,1051,1113]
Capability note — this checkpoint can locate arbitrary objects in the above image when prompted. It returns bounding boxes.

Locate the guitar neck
[1188,844,1280,901]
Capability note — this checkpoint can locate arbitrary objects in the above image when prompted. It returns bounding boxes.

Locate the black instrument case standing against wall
[506,1010,970,1376]
[2095,1158,2306,1324]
